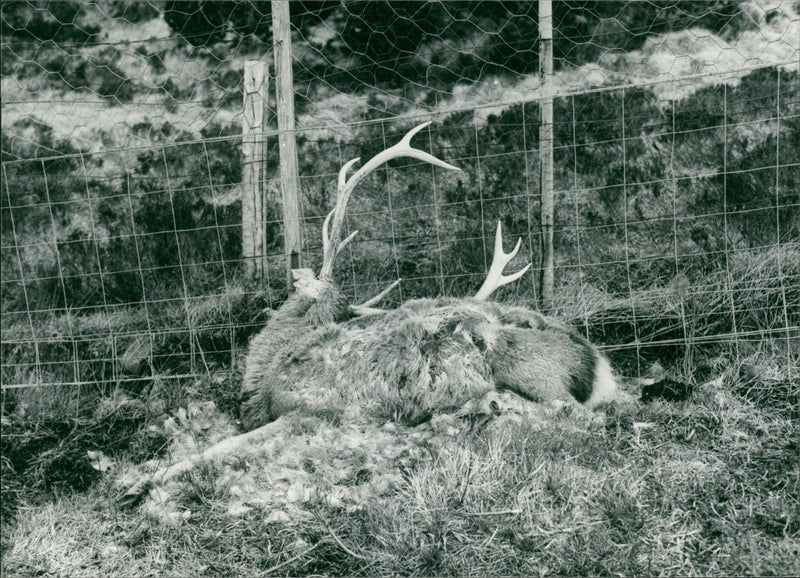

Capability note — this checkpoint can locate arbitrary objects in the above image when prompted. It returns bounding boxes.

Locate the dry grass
[570,242,800,382]
[2,358,798,576]
[0,281,261,390]
[611,243,797,342]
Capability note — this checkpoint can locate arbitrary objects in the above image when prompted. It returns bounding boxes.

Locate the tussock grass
[0,370,232,529]
[578,242,799,377]
[3,372,798,576]
[641,243,795,340]
[0,389,172,530]
[1,281,264,389]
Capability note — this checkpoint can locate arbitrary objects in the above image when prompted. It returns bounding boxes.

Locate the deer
[118,121,621,508]
[238,121,619,431]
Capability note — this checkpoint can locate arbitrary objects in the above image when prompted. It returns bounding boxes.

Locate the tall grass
[579,242,799,379]
[2,379,797,576]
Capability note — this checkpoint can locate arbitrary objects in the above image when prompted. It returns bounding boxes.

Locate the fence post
[538,0,554,310]
[242,60,268,287]
[272,0,303,289]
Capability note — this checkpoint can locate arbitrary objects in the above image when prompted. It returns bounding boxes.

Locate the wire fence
[4,2,799,151]
[2,1,799,392]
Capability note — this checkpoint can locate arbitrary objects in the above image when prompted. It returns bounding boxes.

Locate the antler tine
[322,208,359,267]
[322,157,362,262]
[338,229,359,253]
[319,121,461,280]
[350,278,402,316]
[339,157,361,190]
[474,221,532,301]
[358,279,401,308]
[321,208,334,258]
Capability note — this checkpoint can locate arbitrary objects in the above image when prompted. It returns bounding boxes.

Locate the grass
[1,354,798,576]
[0,383,174,533]
[577,242,800,379]
[0,280,265,390]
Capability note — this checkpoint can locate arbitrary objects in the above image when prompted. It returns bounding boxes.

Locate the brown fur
[241,289,618,431]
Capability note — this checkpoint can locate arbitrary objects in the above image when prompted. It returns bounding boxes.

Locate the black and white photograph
[1,1,798,575]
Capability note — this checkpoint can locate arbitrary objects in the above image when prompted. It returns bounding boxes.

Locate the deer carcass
[119,122,621,515]
[239,121,619,431]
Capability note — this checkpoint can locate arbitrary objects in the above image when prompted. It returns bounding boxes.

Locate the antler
[350,279,402,316]
[474,221,532,301]
[319,121,461,280]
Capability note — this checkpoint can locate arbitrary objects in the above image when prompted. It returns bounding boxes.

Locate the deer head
[295,121,532,313]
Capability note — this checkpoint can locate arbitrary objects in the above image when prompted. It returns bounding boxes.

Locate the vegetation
[157,1,754,90]
[2,363,797,576]
[2,67,797,385]
[3,1,753,90]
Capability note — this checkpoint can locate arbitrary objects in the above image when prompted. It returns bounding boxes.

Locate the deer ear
[291,268,317,281]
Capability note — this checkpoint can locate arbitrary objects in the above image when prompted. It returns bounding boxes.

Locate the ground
[2,362,797,576]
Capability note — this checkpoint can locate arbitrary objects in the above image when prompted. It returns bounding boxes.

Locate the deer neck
[305,281,351,325]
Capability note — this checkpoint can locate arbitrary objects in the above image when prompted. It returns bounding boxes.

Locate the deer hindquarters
[485,326,618,408]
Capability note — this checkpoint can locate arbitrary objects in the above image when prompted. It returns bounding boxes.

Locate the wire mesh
[2,1,799,391]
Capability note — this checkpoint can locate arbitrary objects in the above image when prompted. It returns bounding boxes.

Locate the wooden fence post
[242,60,268,287]
[538,0,555,310]
[272,0,303,289]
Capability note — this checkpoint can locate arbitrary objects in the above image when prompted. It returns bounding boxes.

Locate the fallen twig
[463,508,522,516]
[323,521,368,560]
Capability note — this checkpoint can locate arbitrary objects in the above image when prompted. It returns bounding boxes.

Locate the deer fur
[119,122,624,511]
[240,293,620,431]
[238,121,622,431]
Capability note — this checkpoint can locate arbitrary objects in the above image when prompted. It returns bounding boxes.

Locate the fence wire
[1,1,799,392]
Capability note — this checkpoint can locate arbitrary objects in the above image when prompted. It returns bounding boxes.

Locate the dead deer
[119,122,621,506]
[239,121,620,431]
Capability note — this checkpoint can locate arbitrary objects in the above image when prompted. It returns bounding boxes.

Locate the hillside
[1,0,797,154]
[1,1,798,383]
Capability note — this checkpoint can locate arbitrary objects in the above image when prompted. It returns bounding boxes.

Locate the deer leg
[119,419,289,504]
